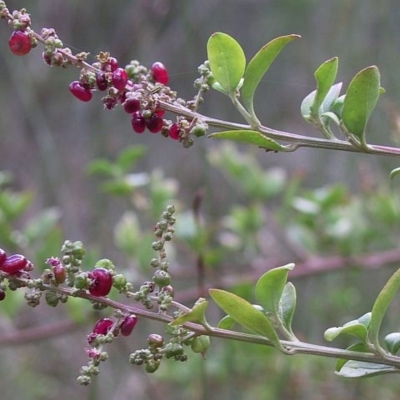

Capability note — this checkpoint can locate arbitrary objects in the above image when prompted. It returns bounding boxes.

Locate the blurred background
[1,0,400,399]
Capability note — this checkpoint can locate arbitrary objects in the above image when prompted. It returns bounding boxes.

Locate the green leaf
[335,342,370,372]
[207,32,246,95]
[116,145,146,172]
[255,263,295,314]
[368,267,400,353]
[86,159,118,177]
[209,288,288,352]
[23,207,61,243]
[217,304,264,330]
[390,167,400,180]
[342,66,381,143]
[278,282,296,334]
[208,130,288,151]
[169,299,210,328]
[310,57,338,115]
[320,111,340,127]
[336,360,399,378]
[384,332,400,354]
[320,82,343,113]
[324,321,368,342]
[325,312,371,342]
[241,34,300,116]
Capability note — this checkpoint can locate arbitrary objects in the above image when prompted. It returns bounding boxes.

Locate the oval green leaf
[278,282,296,334]
[390,167,400,180]
[209,288,287,352]
[217,304,264,330]
[242,35,300,116]
[208,130,287,151]
[335,342,370,372]
[169,299,209,327]
[241,35,300,115]
[207,32,246,95]
[324,321,368,342]
[368,267,400,353]
[384,332,400,354]
[255,263,295,314]
[310,57,338,115]
[342,66,381,143]
[336,360,399,378]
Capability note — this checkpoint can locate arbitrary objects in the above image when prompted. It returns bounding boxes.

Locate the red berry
[8,30,32,56]
[123,97,141,114]
[69,81,93,102]
[52,264,66,284]
[131,111,146,133]
[146,114,163,133]
[155,108,165,118]
[103,96,117,110]
[112,68,128,91]
[42,52,52,65]
[88,268,113,297]
[0,248,7,268]
[120,315,138,336]
[0,254,28,274]
[93,318,114,335]
[151,62,169,85]
[169,123,180,140]
[96,72,108,91]
[102,57,118,72]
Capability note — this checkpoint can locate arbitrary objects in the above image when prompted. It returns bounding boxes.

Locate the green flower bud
[191,335,211,357]
[95,259,115,271]
[164,342,184,359]
[74,272,89,289]
[112,274,127,290]
[153,270,171,287]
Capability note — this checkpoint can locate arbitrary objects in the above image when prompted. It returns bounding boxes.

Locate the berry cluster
[80,314,138,384]
[0,247,34,300]
[4,6,208,147]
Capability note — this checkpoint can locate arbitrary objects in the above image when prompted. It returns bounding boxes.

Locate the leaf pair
[206,32,299,151]
[324,267,400,377]
[209,263,297,353]
[301,58,382,146]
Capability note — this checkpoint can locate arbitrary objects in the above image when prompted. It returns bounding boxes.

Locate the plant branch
[160,100,400,156]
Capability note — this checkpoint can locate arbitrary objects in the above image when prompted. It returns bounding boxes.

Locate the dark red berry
[151,62,169,85]
[123,97,141,114]
[24,260,34,272]
[155,108,165,118]
[96,72,108,91]
[88,268,113,297]
[112,68,128,91]
[52,264,66,284]
[0,254,28,274]
[146,114,163,133]
[120,315,138,336]
[169,123,180,140]
[9,30,32,56]
[0,291,5,301]
[131,111,146,133]
[0,248,7,268]
[102,56,119,72]
[103,96,117,110]
[42,52,52,65]
[93,318,114,335]
[69,81,93,102]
